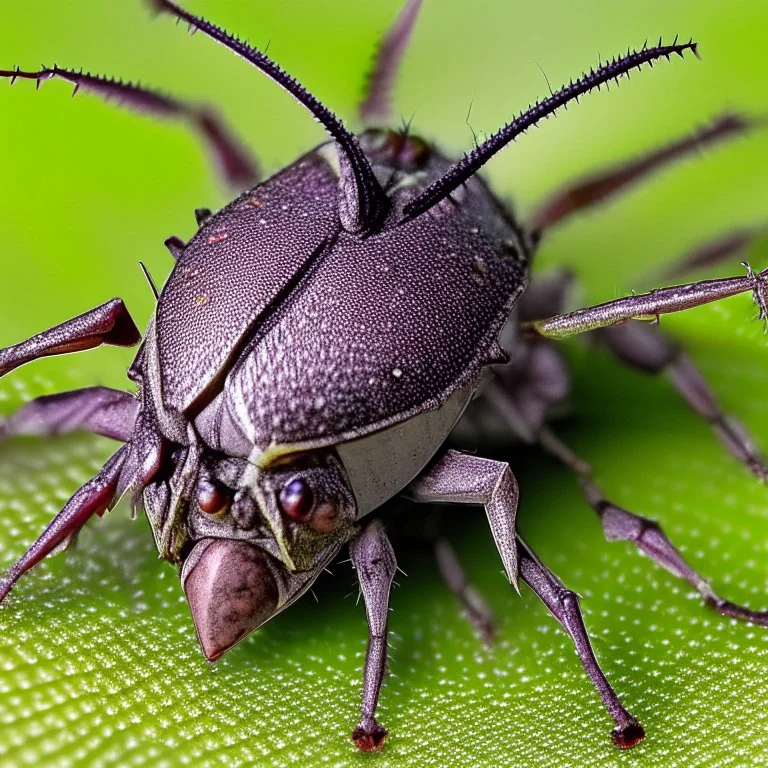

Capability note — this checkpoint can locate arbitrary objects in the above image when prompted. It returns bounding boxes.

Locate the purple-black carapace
[1,0,767,752]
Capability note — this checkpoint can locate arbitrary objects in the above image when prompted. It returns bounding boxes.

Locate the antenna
[402,39,699,222]
[151,0,388,233]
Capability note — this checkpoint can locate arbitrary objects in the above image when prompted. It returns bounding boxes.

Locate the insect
[1,0,766,753]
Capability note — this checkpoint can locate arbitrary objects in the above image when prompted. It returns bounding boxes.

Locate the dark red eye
[197,480,229,516]
[278,478,314,521]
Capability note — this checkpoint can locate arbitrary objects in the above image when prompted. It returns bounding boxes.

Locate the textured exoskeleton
[1,0,767,753]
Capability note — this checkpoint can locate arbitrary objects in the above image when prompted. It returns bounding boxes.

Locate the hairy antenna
[151,0,388,233]
[401,39,699,222]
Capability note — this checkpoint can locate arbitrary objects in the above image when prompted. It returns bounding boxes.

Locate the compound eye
[198,479,230,516]
[278,478,315,521]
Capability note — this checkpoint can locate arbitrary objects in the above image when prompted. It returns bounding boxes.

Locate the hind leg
[524,264,768,339]
[529,113,754,238]
[434,535,496,646]
[518,235,767,478]
[1,67,259,188]
[597,321,767,480]
[532,425,768,626]
[358,0,424,124]
[489,280,768,626]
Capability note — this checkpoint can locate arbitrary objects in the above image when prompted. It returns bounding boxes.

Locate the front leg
[0,444,129,603]
[349,520,397,751]
[0,299,140,376]
[405,450,520,590]
[406,450,643,748]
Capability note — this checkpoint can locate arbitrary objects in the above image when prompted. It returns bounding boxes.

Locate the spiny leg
[529,113,756,238]
[524,265,768,339]
[517,238,767,477]
[349,519,397,751]
[536,426,768,627]
[0,444,129,603]
[597,321,767,480]
[493,264,768,623]
[0,66,258,188]
[0,387,139,442]
[517,537,644,749]
[359,0,423,125]
[406,450,642,747]
[0,299,140,377]
[434,536,496,647]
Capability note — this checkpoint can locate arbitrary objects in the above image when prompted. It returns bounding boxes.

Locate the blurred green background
[1,1,767,766]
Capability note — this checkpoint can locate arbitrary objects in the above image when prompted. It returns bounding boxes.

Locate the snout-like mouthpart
[182,538,278,661]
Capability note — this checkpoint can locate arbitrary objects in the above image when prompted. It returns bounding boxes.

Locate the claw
[743,262,768,324]
[352,722,388,752]
[612,719,646,750]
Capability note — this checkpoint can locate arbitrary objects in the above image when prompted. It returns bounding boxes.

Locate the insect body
[1,0,767,753]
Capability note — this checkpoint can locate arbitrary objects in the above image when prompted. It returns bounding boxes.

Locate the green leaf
[1,1,768,766]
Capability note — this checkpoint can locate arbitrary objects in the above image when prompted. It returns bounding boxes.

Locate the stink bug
[1,0,767,753]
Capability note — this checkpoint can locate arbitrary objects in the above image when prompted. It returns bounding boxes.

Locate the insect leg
[434,536,496,646]
[405,450,520,590]
[653,224,768,282]
[597,321,767,479]
[406,451,642,746]
[523,265,768,339]
[452,271,575,443]
[0,444,128,605]
[517,536,645,749]
[0,387,139,443]
[0,299,141,377]
[518,267,577,322]
[0,67,259,188]
[529,113,756,238]
[349,519,397,752]
[536,426,768,627]
[359,0,423,125]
